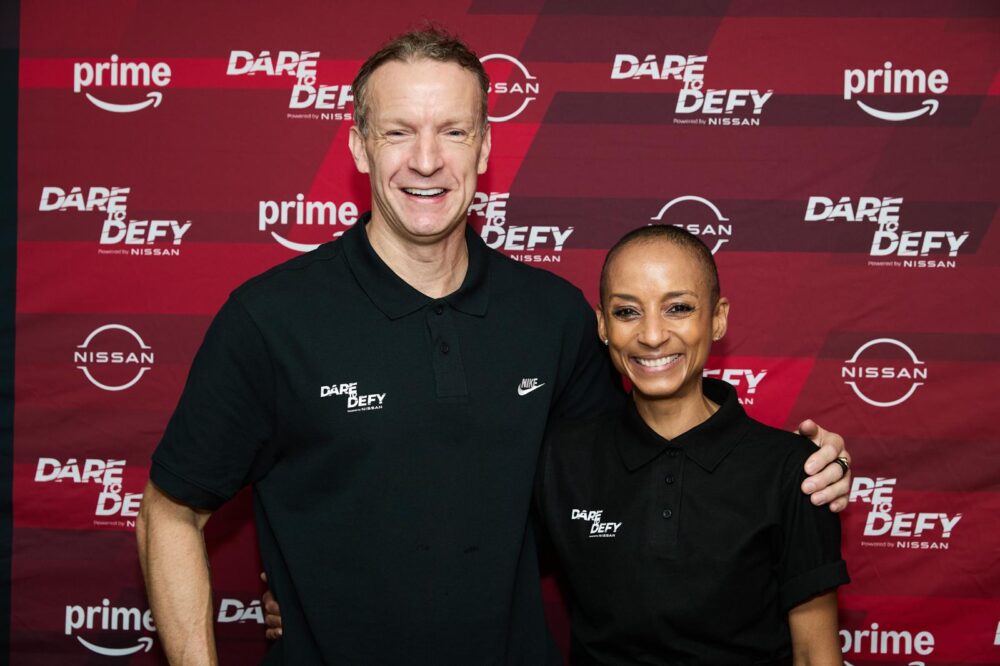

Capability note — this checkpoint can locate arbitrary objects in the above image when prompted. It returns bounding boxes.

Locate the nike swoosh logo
[517,383,545,396]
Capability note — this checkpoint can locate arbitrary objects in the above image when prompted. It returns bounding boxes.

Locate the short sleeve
[776,441,850,612]
[549,289,625,421]
[150,295,275,510]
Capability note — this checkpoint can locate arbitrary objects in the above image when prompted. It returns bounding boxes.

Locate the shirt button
[664,475,674,485]
[440,342,450,354]
[662,509,673,520]
[667,450,679,458]
[434,305,444,315]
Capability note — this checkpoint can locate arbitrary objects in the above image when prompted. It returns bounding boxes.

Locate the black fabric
[536,378,848,665]
[151,214,624,665]
[0,3,17,656]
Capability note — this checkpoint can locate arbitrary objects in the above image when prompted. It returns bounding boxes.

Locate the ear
[712,297,730,342]
[348,126,370,174]
[476,124,492,175]
[596,307,608,345]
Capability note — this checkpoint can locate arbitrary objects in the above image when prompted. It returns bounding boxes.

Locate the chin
[407,214,464,237]
[632,375,700,402]
[634,385,682,401]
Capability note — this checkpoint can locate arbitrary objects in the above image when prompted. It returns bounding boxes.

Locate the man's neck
[365,217,469,299]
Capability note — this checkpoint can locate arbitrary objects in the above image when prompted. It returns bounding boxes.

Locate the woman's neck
[633,383,720,441]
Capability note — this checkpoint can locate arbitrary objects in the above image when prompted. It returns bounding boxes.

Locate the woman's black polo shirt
[150,215,623,664]
[536,378,849,665]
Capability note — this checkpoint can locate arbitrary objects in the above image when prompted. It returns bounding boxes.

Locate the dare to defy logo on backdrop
[39,186,192,256]
[227,49,354,120]
[611,54,772,126]
[470,192,574,264]
[849,476,961,551]
[34,457,143,529]
[804,196,970,269]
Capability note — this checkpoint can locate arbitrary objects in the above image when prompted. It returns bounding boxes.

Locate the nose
[409,130,444,176]
[637,317,669,348]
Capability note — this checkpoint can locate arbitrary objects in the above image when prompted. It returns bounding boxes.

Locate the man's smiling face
[349,58,491,246]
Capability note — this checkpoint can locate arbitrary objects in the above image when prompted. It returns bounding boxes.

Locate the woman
[535,224,847,664]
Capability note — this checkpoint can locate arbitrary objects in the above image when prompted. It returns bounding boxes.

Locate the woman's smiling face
[598,238,728,405]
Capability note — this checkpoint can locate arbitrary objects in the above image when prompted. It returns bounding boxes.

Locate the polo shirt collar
[616,377,750,473]
[341,212,490,320]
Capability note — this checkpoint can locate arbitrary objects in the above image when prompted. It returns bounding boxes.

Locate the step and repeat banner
[11,1,1000,663]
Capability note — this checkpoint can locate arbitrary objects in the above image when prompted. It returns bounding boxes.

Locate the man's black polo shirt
[536,378,849,665]
[150,215,623,664]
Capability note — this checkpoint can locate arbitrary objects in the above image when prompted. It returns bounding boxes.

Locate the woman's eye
[612,307,639,320]
[666,303,695,315]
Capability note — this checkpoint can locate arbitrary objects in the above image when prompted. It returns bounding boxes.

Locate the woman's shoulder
[739,417,818,471]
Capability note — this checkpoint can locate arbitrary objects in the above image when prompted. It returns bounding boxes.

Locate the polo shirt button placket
[656,447,682,557]
[425,302,467,398]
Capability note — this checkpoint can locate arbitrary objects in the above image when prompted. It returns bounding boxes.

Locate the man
[137,29,851,665]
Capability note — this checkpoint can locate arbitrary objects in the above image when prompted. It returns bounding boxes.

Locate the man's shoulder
[545,410,620,455]
[485,247,588,307]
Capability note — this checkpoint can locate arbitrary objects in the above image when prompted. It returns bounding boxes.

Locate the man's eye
[446,129,467,138]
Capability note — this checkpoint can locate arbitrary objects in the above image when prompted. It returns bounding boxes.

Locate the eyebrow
[378,117,475,128]
[609,290,698,301]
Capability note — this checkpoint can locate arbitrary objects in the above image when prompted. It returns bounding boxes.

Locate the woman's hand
[260,573,283,640]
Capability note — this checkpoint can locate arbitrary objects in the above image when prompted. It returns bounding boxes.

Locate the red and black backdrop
[3,1,999,663]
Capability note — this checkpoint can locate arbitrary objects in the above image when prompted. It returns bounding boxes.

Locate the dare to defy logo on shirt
[319,381,387,413]
[572,508,623,538]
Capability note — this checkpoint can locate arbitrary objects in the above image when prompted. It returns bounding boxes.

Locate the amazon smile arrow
[85,91,163,113]
[76,635,154,656]
[856,98,939,122]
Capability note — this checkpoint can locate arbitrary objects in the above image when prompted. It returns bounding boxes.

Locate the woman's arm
[789,590,843,665]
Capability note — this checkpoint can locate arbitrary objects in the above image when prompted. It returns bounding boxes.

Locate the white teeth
[403,188,445,197]
[635,354,680,368]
